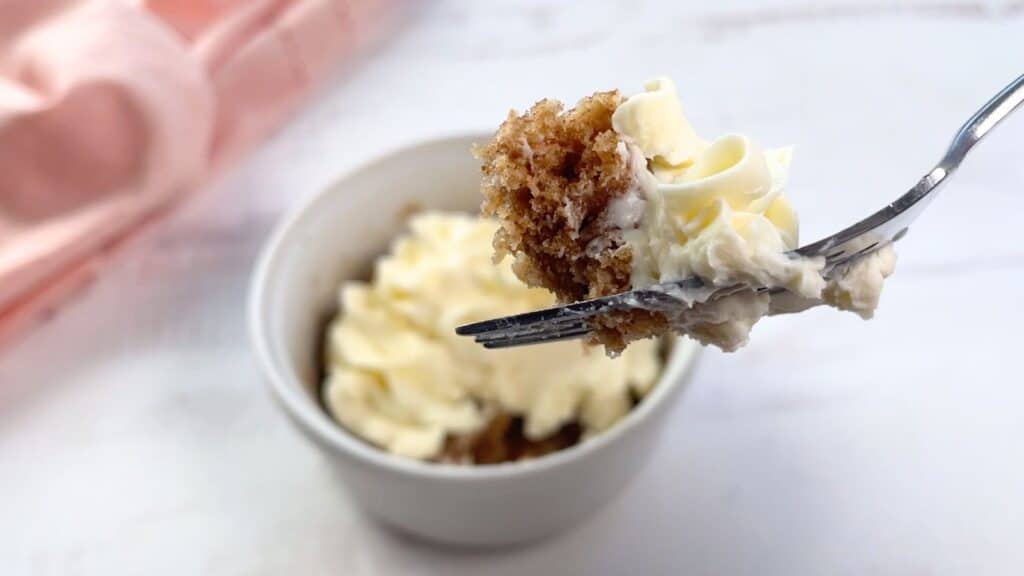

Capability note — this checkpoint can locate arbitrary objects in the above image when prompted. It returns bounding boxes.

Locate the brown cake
[475,92,667,352]
[438,411,582,465]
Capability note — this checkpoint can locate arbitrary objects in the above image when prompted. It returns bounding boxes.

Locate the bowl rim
[248,133,701,482]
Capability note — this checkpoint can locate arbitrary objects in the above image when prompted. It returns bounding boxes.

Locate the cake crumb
[476,91,666,352]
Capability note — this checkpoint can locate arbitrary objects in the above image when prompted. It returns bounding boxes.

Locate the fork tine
[457,276,742,350]
[469,311,592,338]
[455,295,621,336]
[481,325,592,349]
[473,319,589,344]
[455,308,562,336]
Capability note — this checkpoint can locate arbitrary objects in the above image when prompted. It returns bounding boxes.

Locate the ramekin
[248,134,700,546]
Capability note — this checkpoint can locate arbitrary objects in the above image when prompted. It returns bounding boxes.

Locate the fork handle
[795,73,1024,264]
[942,73,1024,172]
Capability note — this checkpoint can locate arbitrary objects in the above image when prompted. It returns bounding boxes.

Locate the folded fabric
[0,0,395,346]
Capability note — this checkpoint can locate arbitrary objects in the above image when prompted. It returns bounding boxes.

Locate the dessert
[321,212,662,463]
[477,78,895,353]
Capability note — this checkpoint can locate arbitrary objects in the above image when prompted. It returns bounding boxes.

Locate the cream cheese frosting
[607,77,895,351]
[322,213,661,460]
[822,245,897,318]
[612,77,825,299]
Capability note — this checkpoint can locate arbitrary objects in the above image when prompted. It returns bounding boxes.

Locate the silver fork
[457,73,1024,349]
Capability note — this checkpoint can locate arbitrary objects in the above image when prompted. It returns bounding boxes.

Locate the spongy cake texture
[476,92,635,301]
[476,92,668,352]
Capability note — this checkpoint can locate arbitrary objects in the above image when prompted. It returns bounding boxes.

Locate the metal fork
[457,73,1024,349]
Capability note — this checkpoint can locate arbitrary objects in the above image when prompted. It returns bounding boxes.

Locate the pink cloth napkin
[0,0,395,345]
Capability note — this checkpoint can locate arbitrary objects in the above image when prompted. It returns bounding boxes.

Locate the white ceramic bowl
[249,134,701,547]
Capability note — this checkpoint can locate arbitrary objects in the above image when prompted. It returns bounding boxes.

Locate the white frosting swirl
[608,77,895,351]
[322,213,661,459]
[612,77,825,299]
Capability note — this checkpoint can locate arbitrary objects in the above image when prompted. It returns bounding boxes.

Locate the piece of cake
[477,78,895,354]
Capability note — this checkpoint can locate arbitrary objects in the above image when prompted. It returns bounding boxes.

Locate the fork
[457,73,1024,349]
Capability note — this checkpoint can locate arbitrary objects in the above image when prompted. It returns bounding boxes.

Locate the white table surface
[3,1,1023,574]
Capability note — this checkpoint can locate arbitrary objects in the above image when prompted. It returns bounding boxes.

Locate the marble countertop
[3,1,1023,574]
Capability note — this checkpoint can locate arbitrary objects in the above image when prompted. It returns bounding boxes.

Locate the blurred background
[1,0,1022,574]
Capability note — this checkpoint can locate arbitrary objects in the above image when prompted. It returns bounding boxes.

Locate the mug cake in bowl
[249,134,700,546]
[322,211,664,464]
